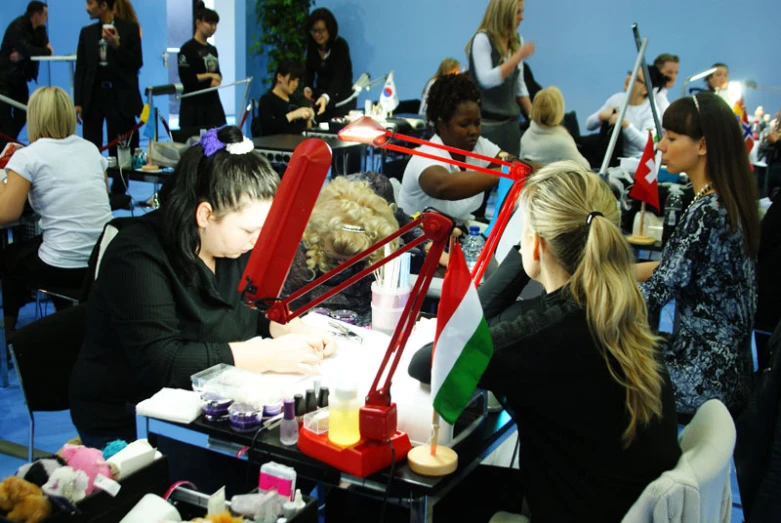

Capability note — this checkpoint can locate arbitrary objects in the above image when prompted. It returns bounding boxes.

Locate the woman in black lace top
[637,93,760,417]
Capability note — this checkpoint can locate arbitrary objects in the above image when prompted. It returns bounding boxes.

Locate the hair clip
[341,224,365,233]
[692,94,700,114]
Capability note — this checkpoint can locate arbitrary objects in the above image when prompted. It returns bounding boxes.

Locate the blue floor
[0,180,746,522]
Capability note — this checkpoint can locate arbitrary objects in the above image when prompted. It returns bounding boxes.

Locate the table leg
[409,494,432,523]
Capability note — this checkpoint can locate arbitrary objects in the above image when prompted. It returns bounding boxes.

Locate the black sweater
[304,36,353,106]
[478,250,681,522]
[177,39,226,128]
[256,91,307,136]
[70,212,270,437]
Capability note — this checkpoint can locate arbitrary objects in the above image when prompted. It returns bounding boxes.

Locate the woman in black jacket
[303,8,354,121]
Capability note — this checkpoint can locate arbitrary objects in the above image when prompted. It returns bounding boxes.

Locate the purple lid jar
[201,393,233,422]
[228,402,262,433]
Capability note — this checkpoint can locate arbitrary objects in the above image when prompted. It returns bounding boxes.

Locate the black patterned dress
[642,193,756,415]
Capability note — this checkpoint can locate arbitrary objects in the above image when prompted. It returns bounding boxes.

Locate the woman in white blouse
[586,69,656,158]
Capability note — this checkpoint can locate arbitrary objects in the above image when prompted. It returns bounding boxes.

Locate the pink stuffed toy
[58,445,113,495]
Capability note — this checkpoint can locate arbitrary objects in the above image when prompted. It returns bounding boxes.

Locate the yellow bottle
[328,384,361,447]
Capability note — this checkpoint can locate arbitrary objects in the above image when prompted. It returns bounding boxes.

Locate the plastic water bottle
[662,187,683,246]
[462,226,485,272]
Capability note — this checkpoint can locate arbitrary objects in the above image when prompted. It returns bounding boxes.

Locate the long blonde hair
[530,86,565,127]
[521,162,664,445]
[303,177,399,273]
[466,0,521,59]
[27,86,77,143]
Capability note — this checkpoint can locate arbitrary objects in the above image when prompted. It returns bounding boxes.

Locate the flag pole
[407,408,458,476]
[430,410,440,456]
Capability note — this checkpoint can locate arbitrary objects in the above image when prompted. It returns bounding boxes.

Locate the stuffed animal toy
[41,467,89,504]
[102,440,128,460]
[15,455,66,488]
[191,511,245,523]
[0,476,52,523]
[58,445,115,495]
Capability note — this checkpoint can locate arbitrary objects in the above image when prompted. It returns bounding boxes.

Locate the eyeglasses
[310,27,327,36]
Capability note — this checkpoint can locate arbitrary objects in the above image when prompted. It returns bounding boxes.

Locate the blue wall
[4,1,781,135]
[245,0,781,128]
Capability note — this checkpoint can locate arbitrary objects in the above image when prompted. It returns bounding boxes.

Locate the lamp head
[337,116,390,146]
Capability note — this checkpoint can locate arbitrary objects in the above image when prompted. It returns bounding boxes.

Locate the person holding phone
[74,0,142,194]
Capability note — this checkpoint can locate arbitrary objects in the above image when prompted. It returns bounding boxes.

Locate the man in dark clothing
[74,0,142,194]
[0,1,52,149]
[177,5,226,132]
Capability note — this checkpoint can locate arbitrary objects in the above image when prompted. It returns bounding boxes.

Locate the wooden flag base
[141,164,160,172]
[407,445,458,476]
[626,234,656,246]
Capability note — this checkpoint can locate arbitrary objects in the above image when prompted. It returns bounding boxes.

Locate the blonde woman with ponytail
[476,162,681,521]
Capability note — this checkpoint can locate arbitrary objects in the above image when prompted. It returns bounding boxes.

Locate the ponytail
[570,215,664,445]
[522,162,664,446]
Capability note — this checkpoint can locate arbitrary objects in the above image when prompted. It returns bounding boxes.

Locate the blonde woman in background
[418,57,460,116]
[465,0,535,157]
[283,176,399,324]
[0,86,112,337]
[519,86,589,168]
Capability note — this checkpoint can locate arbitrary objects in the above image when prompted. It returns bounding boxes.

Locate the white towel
[135,388,202,424]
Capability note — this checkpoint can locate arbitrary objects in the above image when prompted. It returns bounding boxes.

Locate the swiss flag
[628,131,659,211]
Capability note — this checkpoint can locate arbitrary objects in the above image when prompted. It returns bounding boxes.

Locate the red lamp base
[297,428,412,478]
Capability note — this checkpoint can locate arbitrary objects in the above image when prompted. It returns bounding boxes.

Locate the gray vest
[467,32,521,121]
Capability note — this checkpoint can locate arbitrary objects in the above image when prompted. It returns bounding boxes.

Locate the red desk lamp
[239,122,530,478]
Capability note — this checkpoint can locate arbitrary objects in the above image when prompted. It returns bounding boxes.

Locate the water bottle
[662,187,683,246]
[462,226,486,272]
[131,148,144,170]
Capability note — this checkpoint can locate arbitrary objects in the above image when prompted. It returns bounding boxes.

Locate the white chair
[622,399,736,523]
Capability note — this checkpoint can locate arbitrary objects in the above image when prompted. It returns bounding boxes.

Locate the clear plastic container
[302,408,329,435]
[328,384,361,447]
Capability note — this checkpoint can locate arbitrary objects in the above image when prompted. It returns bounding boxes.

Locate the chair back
[8,303,88,413]
[622,399,735,523]
[79,216,137,301]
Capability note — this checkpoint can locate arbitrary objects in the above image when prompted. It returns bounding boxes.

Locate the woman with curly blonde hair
[283,177,399,323]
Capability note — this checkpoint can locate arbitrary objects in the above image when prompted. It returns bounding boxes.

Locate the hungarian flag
[628,131,660,211]
[379,70,399,114]
[431,242,493,425]
[733,99,755,154]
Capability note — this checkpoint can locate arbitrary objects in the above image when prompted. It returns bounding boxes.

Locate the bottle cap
[469,225,480,235]
[334,384,357,401]
[283,398,295,420]
[294,393,305,416]
[318,387,330,408]
[305,388,317,412]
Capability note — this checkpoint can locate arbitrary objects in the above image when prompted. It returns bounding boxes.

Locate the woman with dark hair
[256,60,314,136]
[704,62,731,105]
[637,93,760,418]
[303,7,354,120]
[397,73,504,220]
[70,126,336,447]
[177,3,226,129]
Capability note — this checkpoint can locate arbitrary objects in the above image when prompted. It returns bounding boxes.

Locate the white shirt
[656,87,671,117]
[586,92,655,158]
[6,135,113,268]
[520,121,590,169]
[470,32,529,97]
[397,134,501,220]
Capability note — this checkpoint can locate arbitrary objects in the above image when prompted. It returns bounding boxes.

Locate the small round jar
[262,402,283,421]
[312,307,333,317]
[228,402,262,433]
[331,309,358,325]
[201,393,233,422]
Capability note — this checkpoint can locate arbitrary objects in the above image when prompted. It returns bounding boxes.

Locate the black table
[252,134,364,176]
[107,166,173,186]
[136,408,516,522]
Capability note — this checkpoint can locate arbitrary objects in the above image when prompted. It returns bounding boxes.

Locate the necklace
[688,182,713,210]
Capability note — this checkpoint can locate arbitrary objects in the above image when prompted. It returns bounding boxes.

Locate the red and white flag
[733,99,755,154]
[628,131,660,211]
